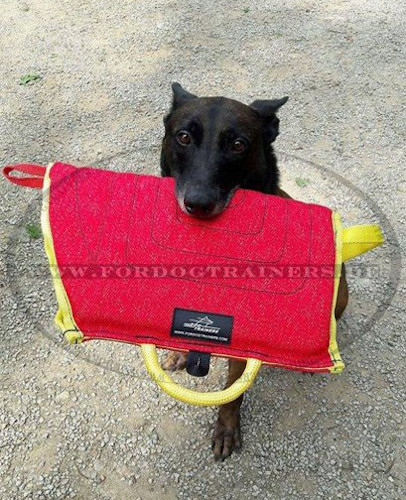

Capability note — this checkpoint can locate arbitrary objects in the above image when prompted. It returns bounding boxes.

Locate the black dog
[160,83,348,459]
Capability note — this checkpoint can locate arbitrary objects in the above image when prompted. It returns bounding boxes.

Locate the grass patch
[26,223,42,239]
[19,74,42,86]
[295,177,310,187]
[243,7,250,13]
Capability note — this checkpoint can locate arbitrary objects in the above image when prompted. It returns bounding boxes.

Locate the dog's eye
[176,131,191,145]
[231,139,247,153]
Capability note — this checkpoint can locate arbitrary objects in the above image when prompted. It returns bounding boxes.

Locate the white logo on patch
[190,316,213,326]
[183,315,220,334]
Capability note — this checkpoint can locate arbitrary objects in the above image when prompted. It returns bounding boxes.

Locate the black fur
[161,82,288,218]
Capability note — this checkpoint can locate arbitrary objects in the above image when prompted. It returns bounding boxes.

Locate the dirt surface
[0,1,405,499]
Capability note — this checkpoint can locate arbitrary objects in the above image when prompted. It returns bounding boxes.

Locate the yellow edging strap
[328,212,345,373]
[41,162,83,341]
[342,224,383,262]
[141,344,262,406]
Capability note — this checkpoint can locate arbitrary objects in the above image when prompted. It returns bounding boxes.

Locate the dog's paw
[211,415,241,460]
[161,351,188,371]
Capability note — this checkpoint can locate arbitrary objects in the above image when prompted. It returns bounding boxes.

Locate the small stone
[397,181,406,192]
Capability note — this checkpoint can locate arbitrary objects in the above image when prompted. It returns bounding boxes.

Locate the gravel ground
[0,1,405,499]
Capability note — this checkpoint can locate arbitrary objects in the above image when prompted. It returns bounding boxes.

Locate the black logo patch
[171,308,233,344]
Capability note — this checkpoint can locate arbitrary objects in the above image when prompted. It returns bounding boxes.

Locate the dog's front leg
[162,350,188,371]
[212,358,246,460]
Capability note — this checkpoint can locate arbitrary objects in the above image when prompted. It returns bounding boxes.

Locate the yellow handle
[342,224,383,262]
[141,344,262,406]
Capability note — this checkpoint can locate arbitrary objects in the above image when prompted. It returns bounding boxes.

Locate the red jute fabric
[46,162,340,372]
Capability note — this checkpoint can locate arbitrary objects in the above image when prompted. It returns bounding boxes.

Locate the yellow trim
[327,222,383,373]
[328,212,345,374]
[41,163,83,343]
[141,344,262,406]
[342,224,384,262]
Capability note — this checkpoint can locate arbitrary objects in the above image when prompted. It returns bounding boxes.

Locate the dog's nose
[184,194,217,218]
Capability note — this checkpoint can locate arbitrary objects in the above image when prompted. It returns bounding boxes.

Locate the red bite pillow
[3,162,384,405]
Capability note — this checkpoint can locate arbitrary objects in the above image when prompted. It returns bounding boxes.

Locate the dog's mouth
[176,186,239,220]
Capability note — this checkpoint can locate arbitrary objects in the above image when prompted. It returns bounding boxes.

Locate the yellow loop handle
[342,224,384,262]
[141,344,262,406]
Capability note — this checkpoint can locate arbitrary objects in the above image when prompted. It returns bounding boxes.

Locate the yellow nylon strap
[141,344,262,406]
[342,224,383,262]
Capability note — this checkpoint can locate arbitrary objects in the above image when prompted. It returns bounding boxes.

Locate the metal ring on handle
[141,344,262,406]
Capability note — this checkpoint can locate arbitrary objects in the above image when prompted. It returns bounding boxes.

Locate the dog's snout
[184,190,217,218]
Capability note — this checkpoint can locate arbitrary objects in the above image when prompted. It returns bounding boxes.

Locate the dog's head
[161,82,288,219]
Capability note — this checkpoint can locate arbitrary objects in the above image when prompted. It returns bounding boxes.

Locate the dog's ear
[171,82,197,110]
[249,96,289,115]
[249,96,289,143]
[163,83,198,126]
